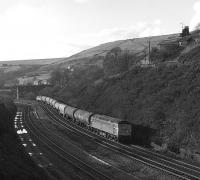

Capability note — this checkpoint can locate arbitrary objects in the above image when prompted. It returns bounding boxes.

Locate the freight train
[36,96,132,143]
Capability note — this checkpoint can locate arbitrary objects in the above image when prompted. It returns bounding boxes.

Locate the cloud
[154,19,161,25]
[75,20,164,47]
[74,0,89,3]
[0,3,72,60]
[0,2,164,61]
[190,1,200,29]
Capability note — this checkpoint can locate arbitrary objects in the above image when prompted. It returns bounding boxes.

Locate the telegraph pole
[16,86,19,100]
[148,40,151,64]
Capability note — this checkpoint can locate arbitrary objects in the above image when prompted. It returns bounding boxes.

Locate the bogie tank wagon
[58,103,67,116]
[64,106,78,121]
[51,100,57,108]
[74,109,94,127]
[54,102,61,111]
[45,97,51,105]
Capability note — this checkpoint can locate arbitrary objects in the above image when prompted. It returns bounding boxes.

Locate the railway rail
[31,105,138,179]
[40,103,200,180]
[23,105,113,180]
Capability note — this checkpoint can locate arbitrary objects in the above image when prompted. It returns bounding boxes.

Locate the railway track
[23,105,113,180]
[40,103,200,180]
[31,105,138,179]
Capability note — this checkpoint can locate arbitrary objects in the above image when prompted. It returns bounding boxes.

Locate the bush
[150,43,184,63]
[178,46,200,64]
[103,47,134,76]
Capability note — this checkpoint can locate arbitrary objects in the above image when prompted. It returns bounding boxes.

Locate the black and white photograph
[0,0,200,179]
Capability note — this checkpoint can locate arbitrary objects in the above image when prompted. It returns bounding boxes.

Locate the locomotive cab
[118,121,132,143]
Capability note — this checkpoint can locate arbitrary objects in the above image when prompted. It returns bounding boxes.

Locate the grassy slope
[0,58,64,65]
[40,45,200,150]
[38,33,179,70]
[1,33,180,84]
[14,32,200,151]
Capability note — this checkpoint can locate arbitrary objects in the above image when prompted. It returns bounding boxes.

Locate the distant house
[33,79,50,86]
[178,39,188,47]
[140,58,150,65]
[18,77,34,86]
[179,34,200,47]
[180,26,190,37]
[41,79,49,85]
[33,80,41,86]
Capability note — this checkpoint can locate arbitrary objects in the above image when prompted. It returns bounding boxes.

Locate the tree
[50,68,62,85]
[50,68,71,87]
[110,47,122,56]
[118,50,130,72]
[24,92,35,100]
[103,47,132,76]
[0,70,5,88]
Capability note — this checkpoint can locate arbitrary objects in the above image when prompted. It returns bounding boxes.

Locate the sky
[0,0,200,61]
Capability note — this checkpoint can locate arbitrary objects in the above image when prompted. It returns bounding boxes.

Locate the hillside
[0,58,64,87]
[0,33,182,87]
[34,30,200,162]
[0,58,64,66]
[39,54,200,155]
[40,33,180,70]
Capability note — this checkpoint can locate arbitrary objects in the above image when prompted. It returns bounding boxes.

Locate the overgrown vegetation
[178,46,200,64]
[0,95,48,179]
[150,43,184,63]
[40,65,104,104]
[103,47,135,76]
[40,56,200,151]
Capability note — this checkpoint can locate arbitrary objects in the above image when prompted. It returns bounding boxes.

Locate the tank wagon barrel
[64,106,78,120]
[49,98,55,106]
[54,102,61,111]
[51,100,57,108]
[74,109,94,127]
[58,103,67,116]
[46,97,51,105]
[41,96,46,102]
[36,96,42,101]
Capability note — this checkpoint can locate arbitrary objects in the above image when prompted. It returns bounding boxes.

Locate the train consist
[36,96,132,143]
